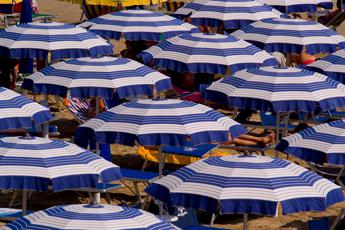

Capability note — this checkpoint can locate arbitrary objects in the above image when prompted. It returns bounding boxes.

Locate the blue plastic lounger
[172,208,229,230]
[120,168,159,208]
[242,111,296,132]
[162,144,218,158]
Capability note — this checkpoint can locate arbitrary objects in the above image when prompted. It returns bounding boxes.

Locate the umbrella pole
[42,122,49,138]
[336,166,345,190]
[275,112,280,158]
[93,98,101,203]
[95,96,100,115]
[158,145,164,178]
[243,213,248,230]
[22,190,27,216]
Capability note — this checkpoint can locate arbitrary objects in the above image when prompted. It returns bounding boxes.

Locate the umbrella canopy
[146,154,344,216]
[4,204,178,230]
[75,99,247,146]
[277,119,345,165]
[259,0,333,13]
[0,136,121,192]
[231,18,345,54]
[203,66,345,113]
[21,56,172,99]
[138,33,279,75]
[0,22,113,60]
[173,0,284,29]
[0,87,52,130]
[304,49,345,84]
[79,10,198,41]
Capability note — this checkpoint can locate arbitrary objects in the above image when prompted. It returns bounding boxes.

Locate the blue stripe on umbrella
[0,22,113,60]
[277,119,345,165]
[231,18,345,54]
[5,204,178,229]
[75,99,247,146]
[138,33,278,75]
[203,66,345,112]
[145,154,344,215]
[0,136,121,192]
[81,9,198,41]
[21,57,172,99]
[0,87,53,130]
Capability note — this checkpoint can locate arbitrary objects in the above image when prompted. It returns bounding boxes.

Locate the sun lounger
[120,168,159,208]
[162,144,218,158]
[320,109,345,119]
[242,112,296,132]
[219,144,275,156]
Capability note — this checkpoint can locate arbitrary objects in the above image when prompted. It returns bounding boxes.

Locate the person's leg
[235,133,275,145]
[233,137,260,146]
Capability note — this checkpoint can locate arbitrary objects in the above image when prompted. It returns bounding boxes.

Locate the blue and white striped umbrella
[0,22,113,60]
[259,0,333,13]
[75,99,247,146]
[79,10,198,41]
[4,204,177,230]
[21,56,172,99]
[203,66,345,112]
[173,0,284,29]
[277,119,345,165]
[0,87,52,130]
[0,136,121,191]
[146,154,344,216]
[231,18,345,54]
[139,33,279,75]
[304,49,345,84]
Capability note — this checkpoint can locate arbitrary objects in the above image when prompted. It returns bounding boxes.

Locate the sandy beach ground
[0,0,344,229]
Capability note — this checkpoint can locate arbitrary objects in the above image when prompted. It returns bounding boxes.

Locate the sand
[0,1,344,229]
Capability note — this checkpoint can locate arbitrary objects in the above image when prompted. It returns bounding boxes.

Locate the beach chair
[170,208,228,229]
[242,111,296,133]
[120,168,159,208]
